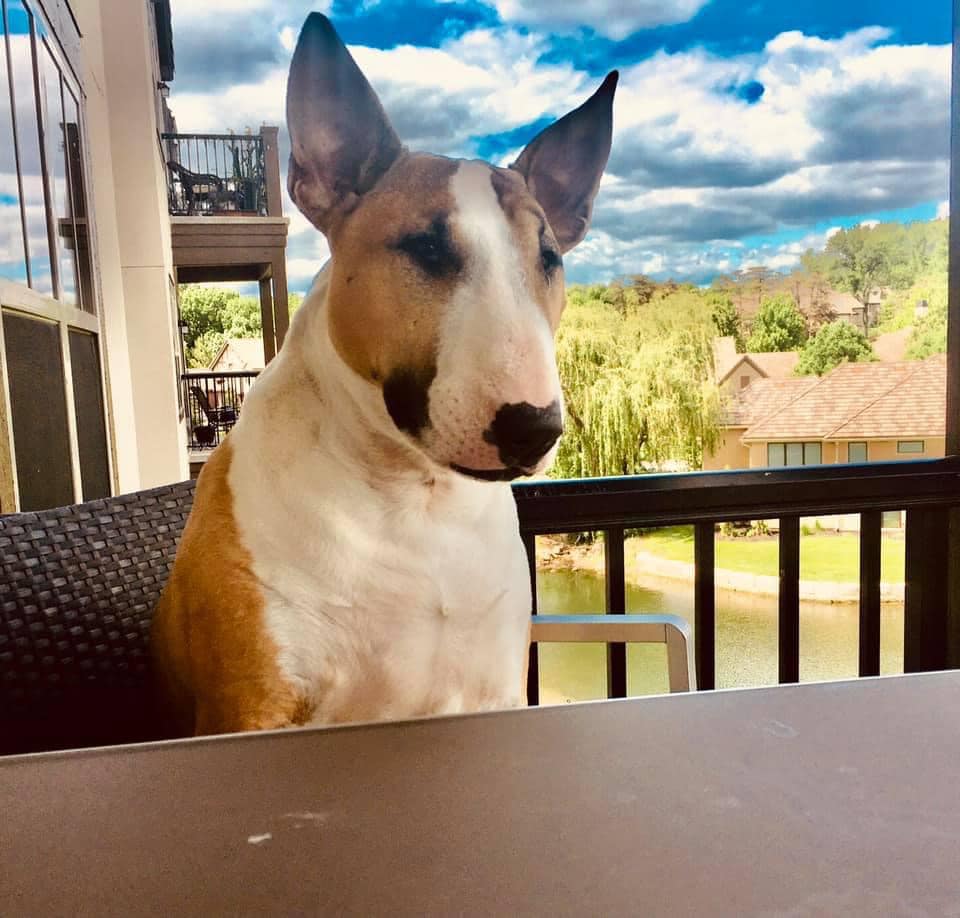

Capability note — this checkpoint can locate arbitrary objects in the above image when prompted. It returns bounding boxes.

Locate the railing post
[522,532,539,706]
[694,521,715,690]
[778,516,800,684]
[261,126,284,218]
[858,510,882,677]
[604,527,627,698]
[904,508,950,673]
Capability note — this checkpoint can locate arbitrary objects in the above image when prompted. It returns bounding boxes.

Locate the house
[713,336,800,395]
[209,338,266,372]
[0,0,287,513]
[705,355,947,472]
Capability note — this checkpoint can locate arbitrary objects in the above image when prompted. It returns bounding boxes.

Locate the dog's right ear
[286,13,403,234]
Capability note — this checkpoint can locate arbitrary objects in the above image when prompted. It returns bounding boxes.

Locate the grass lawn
[631,526,905,583]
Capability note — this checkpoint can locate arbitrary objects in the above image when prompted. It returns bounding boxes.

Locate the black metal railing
[515,458,960,704]
[184,371,259,450]
[163,133,267,216]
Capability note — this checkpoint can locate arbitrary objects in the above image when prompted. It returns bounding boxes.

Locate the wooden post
[258,274,276,364]
[261,126,284,218]
[271,256,290,349]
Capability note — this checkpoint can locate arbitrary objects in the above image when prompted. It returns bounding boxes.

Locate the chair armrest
[530,613,696,693]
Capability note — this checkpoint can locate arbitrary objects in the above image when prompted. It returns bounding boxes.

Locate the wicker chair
[0,480,195,755]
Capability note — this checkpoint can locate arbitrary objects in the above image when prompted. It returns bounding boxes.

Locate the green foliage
[907,288,947,359]
[552,287,722,478]
[745,294,808,352]
[178,285,264,367]
[708,293,743,350]
[796,320,874,376]
[819,220,947,306]
[823,226,891,306]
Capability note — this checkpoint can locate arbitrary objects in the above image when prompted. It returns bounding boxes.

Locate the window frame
[897,440,925,455]
[847,441,868,463]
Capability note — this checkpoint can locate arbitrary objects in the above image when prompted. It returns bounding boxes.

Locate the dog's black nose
[484,400,563,469]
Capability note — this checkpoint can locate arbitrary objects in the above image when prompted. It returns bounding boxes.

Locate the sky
[166,0,952,292]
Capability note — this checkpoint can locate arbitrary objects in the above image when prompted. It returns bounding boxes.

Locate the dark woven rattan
[0,480,196,754]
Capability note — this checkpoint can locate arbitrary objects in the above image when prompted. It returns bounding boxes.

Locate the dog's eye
[396,220,462,278]
[541,245,562,277]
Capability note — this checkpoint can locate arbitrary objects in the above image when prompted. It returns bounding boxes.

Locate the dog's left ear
[510,71,618,253]
[286,13,404,233]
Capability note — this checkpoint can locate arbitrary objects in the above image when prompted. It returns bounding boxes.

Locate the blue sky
[167,0,951,291]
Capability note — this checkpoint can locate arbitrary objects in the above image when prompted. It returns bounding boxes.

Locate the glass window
[786,442,804,466]
[803,442,822,465]
[63,84,94,310]
[897,440,924,454]
[0,2,28,284]
[39,38,77,303]
[767,443,786,467]
[7,1,53,295]
[848,442,868,463]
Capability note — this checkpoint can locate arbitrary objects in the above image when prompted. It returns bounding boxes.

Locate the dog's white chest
[231,440,531,725]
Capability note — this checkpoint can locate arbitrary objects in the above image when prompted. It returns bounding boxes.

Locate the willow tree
[552,288,722,479]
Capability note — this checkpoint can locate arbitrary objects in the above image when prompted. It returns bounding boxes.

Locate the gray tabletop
[3,673,960,916]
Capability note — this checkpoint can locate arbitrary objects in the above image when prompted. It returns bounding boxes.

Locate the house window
[739,375,750,389]
[848,442,868,463]
[897,440,925,454]
[767,442,823,467]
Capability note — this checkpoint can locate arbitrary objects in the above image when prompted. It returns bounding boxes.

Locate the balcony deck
[165,129,290,361]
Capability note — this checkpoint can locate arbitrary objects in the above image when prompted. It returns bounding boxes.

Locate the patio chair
[166,161,238,215]
[189,385,237,431]
[0,482,694,756]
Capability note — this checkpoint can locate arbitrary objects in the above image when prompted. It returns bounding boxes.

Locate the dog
[151,13,616,736]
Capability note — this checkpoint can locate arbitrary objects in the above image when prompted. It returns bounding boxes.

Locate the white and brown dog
[152,13,616,736]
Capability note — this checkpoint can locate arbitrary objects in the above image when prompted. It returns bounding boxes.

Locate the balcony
[164,127,290,363]
[184,370,259,470]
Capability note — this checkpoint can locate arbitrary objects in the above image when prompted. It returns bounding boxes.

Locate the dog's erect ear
[286,13,403,233]
[510,71,618,253]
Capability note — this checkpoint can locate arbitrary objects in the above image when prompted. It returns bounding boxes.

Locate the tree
[178,284,263,367]
[708,293,743,350]
[824,226,891,307]
[552,286,722,478]
[796,321,874,376]
[745,294,808,352]
[905,276,948,359]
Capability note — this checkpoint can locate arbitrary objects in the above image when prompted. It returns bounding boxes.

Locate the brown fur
[151,440,313,736]
[325,154,460,384]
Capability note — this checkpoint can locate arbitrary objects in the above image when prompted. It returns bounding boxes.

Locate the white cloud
[491,0,710,40]
[167,19,950,290]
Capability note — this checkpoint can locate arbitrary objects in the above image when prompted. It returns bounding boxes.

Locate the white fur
[425,162,563,471]
[228,274,530,725]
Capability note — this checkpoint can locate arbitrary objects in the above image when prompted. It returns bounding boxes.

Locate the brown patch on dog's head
[285,13,617,480]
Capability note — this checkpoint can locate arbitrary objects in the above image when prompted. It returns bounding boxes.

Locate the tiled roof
[831,354,945,439]
[740,356,946,441]
[210,338,265,371]
[721,377,818,427]
[717,347,800,385]
[747,350,799,378]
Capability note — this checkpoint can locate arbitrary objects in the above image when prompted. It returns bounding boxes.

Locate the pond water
[535,568,905,704]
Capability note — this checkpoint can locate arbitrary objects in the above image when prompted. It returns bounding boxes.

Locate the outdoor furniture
[2,672,958,914]
[0,482,693,756]
[166,160,238,215]
[189,384,238,431]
